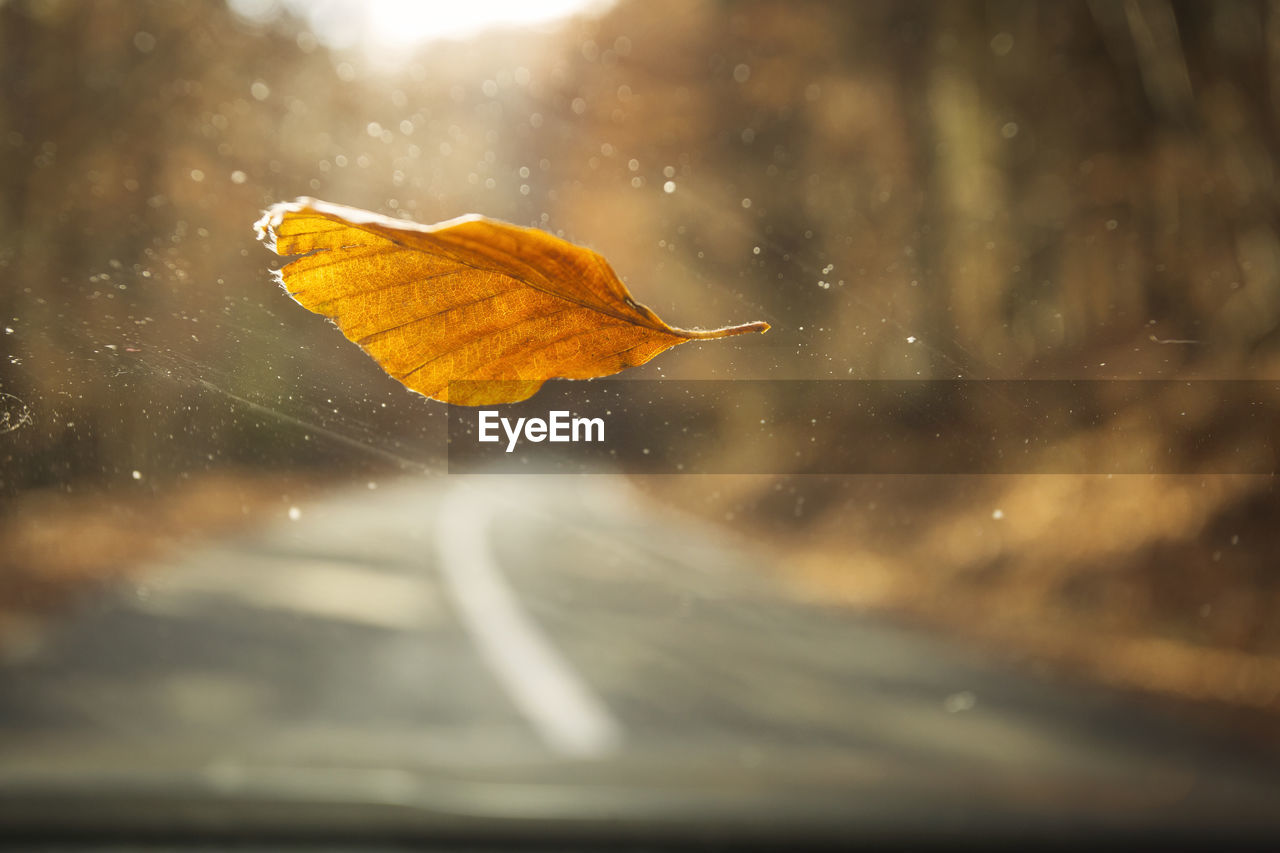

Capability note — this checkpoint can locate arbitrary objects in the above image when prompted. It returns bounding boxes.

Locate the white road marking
[434,490,622,759]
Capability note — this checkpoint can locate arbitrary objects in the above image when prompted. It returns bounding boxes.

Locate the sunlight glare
[229,0,615,54]
[366,0,612,47]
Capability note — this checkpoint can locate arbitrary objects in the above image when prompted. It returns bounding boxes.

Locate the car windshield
[2,0,1279,844]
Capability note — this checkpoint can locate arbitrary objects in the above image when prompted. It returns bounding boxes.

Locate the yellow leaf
[254,198,770,405]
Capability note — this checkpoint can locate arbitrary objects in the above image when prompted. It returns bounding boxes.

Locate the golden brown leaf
[254,198,770,405]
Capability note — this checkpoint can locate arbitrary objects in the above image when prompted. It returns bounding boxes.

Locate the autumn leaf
[254,198,770,406]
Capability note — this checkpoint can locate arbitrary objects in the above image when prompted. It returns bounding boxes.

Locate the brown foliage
[256,199,768,405]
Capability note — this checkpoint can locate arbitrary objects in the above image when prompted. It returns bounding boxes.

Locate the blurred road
[1,477,1278,837]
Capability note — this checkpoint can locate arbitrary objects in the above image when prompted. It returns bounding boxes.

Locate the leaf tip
[252,207,278,251]
[254,197,322,253]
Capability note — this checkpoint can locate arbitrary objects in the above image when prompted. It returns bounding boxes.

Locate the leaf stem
[681,321,771,339]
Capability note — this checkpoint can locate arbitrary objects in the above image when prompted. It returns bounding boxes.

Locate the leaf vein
[398,307,579,383]
[354,285,519,346]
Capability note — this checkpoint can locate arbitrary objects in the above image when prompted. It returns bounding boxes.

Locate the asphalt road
[0,476,1278,840]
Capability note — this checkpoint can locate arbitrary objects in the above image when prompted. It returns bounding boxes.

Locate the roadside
[0,469,340,640]
[637,472,1280,736]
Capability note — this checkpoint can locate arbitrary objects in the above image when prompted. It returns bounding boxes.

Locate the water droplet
[943,691,977,713]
